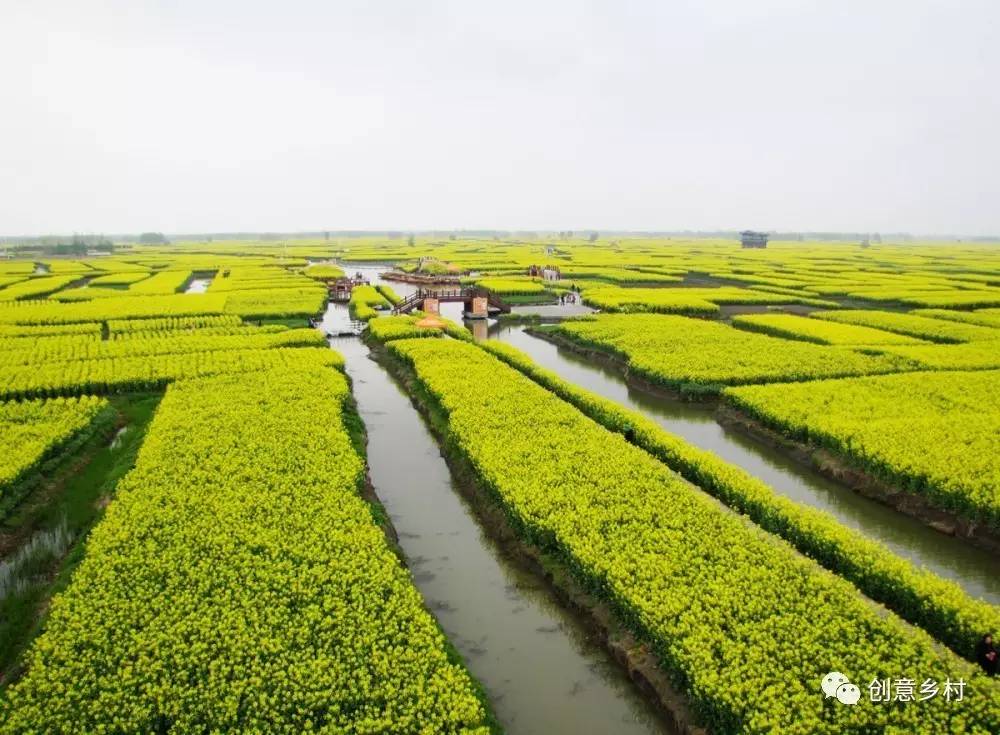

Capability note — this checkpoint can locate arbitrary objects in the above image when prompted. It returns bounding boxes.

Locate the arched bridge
[392,287,511,318]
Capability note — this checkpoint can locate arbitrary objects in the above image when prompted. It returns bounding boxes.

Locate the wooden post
[471,296,488,318]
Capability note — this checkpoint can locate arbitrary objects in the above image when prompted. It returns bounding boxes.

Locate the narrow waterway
[327,314,672,734]
[184,278,211,293]
[487,324,1000,605]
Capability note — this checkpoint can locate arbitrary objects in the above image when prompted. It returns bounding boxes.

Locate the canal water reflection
[327,311,673,735]
[487,324,1000,605]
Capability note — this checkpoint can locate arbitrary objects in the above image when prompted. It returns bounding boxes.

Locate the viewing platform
[327,273,370,302]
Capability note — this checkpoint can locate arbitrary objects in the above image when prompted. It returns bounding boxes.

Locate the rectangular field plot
[550,314,913,392]
[732,313,927,345]
[0,328,325,368]
[0,368,489,733]
[0,396,112,506]
[914,308,1000,329]
[0,346,341,400]
[814,309,1000,343]
[579,285,836,315]
[725,369,1000,528]
[871,340,1000,370]
[388,337,1000,734]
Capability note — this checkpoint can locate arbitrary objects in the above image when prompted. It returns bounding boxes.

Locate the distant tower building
[740,230,769,249]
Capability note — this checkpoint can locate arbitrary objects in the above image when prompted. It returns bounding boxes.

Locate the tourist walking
[976,633,998,676]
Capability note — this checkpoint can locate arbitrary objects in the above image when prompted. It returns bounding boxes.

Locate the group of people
[977,633,998,676]
[558,292,577,305]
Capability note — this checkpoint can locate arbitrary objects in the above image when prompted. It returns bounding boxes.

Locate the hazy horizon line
[4,228,1000,243]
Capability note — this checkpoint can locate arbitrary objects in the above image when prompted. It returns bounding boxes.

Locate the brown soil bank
[369,341,707,735]
[715,405,1000,555]
[529,327,1000,555]
[525,327,716,403]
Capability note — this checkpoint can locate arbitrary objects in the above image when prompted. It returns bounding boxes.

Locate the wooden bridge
[393,287,511,318]
[327,273,371,302]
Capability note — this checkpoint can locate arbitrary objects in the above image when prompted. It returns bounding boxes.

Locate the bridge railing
[391,286,512,315]
[392,292,425,315]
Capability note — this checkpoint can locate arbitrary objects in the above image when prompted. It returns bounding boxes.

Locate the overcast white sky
[2,0,998,236]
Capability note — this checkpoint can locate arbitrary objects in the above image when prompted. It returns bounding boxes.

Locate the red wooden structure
[392,287,511,317]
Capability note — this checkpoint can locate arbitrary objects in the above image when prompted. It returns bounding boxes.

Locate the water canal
[184,278,211,293]
[325,304,672,735]
[319,282,999,733]
[486,324,1000,605]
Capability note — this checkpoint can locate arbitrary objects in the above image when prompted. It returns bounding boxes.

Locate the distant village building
[740,231,769,249]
